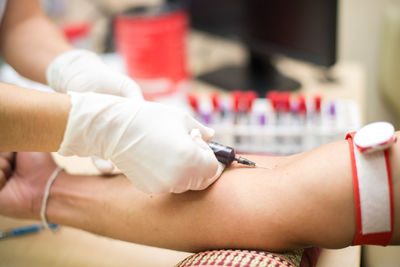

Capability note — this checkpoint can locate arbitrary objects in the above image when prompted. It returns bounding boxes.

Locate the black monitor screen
[243,0,337,66]
[170,0,338,92]
[187,0,337,67]
[187,0,246,41]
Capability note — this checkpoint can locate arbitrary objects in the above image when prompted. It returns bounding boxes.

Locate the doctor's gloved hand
[46,49,143,100]
[59,92,224,194]
[46,49,144,174]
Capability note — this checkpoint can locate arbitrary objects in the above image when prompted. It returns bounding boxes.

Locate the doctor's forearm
[0,0,73,84]
[0,84,69,151]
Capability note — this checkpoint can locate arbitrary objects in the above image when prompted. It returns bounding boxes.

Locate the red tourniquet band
[346,132,394,246]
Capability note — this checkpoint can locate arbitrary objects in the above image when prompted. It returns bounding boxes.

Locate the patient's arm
[43,134,400,252]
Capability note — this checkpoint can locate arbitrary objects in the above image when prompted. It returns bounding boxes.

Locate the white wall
[338,0,400,127]
[339,3,400,264]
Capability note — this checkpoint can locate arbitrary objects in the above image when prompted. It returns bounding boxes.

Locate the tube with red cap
[210,92,220,113]
[187,93,199,114]
[210,92,224,123]
[312,94,323,127]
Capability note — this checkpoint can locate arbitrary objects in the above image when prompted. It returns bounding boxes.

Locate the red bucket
[114,5,189,100]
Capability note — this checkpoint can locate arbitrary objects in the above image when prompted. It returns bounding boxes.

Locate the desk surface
[0,215,360,267]
[0,216,191,267]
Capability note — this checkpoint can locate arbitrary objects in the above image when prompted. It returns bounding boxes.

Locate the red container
[114,6,189,100]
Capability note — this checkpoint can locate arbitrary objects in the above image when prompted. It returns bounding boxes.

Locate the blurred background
[4,0,400,265]
[40,0,400,128]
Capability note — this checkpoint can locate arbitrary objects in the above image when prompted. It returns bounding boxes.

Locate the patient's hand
[0,152,58,219]
[0,152,13,188]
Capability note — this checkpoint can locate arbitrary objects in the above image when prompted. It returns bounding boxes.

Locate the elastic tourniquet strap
[346,132,394,246]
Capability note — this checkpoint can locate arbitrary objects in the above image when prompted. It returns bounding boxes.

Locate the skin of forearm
[0,84,69,151]
[47,152,346,252]
[47,135,400,252]
[0,0,73,84]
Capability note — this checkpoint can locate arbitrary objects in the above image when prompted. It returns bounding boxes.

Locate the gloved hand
[47,49,144,173]
[59,92,223,194]
[46,49,143,100]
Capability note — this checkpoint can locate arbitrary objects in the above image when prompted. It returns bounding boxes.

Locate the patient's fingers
[0,171,5,189]
[0,157,12,180]
[0,152,14,162]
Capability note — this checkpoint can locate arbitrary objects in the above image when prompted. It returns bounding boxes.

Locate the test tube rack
[188,93,361,155]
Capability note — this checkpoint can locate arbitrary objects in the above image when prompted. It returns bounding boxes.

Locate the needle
[235,156,272,169]
[255,163,273,170]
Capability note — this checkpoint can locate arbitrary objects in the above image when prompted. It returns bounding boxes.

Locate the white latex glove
[47,49,144,173]
[46,49,143,99]
[59,92,224,194]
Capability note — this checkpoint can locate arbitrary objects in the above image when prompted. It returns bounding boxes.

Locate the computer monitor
[172,0,338,94]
